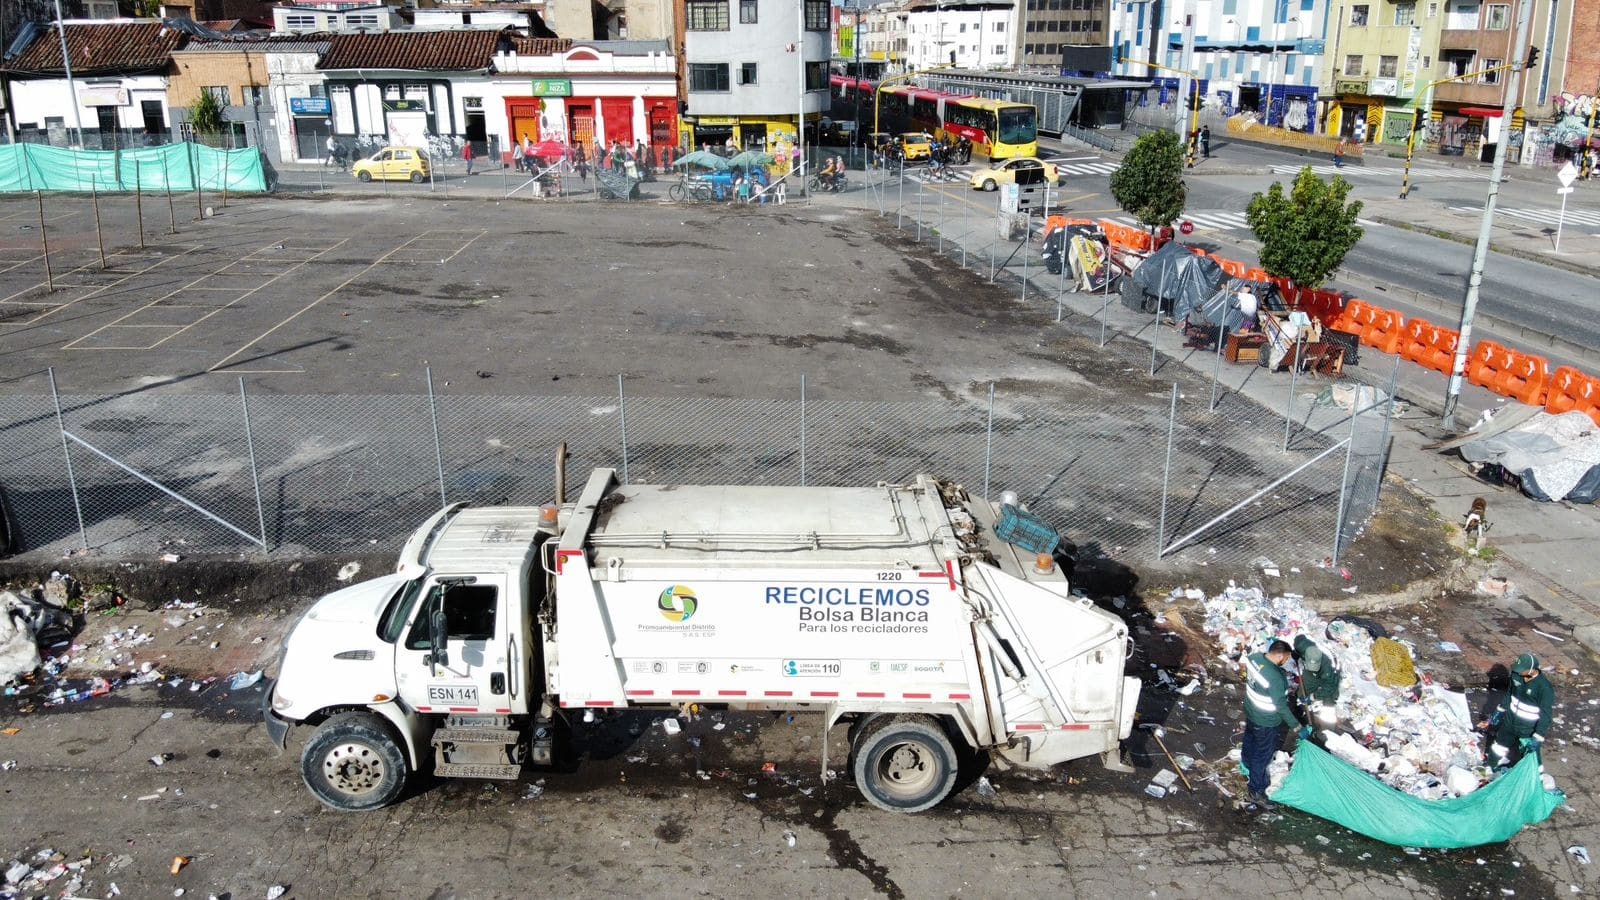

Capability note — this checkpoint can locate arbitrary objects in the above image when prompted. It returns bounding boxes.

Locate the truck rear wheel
[851,715,958,813]
[301,712,409,811]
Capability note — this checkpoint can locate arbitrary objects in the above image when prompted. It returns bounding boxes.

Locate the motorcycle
[807,172,849,193]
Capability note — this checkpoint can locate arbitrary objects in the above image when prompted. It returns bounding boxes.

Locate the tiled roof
[318,29,506,71]
[1,21,184,76]
[176,33,333,52]
[510,37,573,56]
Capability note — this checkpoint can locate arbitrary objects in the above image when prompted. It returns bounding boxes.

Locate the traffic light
[1525,45,1540,70]
[1412,111,1426,133]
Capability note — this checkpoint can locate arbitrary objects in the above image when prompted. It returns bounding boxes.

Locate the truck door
[394,575,511,714]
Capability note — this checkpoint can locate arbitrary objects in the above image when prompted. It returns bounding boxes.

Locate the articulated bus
[830,76,1039,161]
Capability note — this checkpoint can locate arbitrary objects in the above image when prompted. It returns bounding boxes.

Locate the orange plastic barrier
[1397,318,1434,366]
[1042,216,1098,239]
[1501,351,1552,406]
[1097,220,1154,253]
[1360,307,1405,354]
[1329,298,1378,335]
[1545,366,1600,426]
[1467,341,1552,407]
[1419,324,1460,375]
[1244,267,1270,283]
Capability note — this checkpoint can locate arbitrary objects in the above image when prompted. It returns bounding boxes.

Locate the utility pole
[1441,0,1534,428]
[53,0,85,148]
[852,0,864,142]
[1175,0,1197,144]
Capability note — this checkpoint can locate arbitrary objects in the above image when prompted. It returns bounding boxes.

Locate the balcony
[1434,80,1505,106]
[1438,30,1486,51]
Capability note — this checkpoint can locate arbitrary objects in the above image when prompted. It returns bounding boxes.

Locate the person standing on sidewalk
[1481,652,1555,768]
[1200,126,1211,159]
[462,140,474,176]
[1242,640,1300,809]
[1334,139,1347,168]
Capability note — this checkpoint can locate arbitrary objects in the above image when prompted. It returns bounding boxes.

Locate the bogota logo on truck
[657,585,699,622]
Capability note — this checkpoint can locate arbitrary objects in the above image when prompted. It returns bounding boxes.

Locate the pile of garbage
[1200,584,1487,799]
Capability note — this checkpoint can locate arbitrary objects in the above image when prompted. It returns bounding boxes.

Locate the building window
[1378,55,1398,76]
[686,0,729,31]
[244,85,267,105]
[345,13,378,26]
[1485,3,1509,27]
[1349,4,1368,25]
[1427,1,1438,15]
[203,85,231,105]
[689,62,730,91]
[1394,2,1415,24]
[739,62,758,84]
[994,44,1004,54]
[994,21,1004,31]
[805,60,827,89]
[1343,53,1363,76]
[1481,58,1501,82]
[739,0,757,24]
[805,0,828,31]
[285,14,314,27]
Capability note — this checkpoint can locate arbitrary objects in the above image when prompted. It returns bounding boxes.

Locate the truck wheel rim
[876,741,938,799]
[323,742,385,795]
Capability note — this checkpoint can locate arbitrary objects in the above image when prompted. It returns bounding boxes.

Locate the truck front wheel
[851,715,959,813]
[301,712,409,811]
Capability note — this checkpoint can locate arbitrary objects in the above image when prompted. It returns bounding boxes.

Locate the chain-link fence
[846,164,1397,569]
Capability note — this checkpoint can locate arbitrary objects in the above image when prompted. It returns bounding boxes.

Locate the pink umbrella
[528,140,568,160]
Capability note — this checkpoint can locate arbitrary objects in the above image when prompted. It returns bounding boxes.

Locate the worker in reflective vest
[1242,640,1300,808]
[1481,652,1555,768]
[1293,634,1341,734]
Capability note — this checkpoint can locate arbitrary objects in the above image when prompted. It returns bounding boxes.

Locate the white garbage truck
[264,468,1140,813]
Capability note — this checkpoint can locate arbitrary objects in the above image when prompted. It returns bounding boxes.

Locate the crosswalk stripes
[1447,205,1600,229]
[1107,210,1385,233]
[1052,161,1120,176]
[1269,163,1490,180]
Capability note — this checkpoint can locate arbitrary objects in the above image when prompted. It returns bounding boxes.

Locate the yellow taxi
[353,145,431,183]
[969,156,1060,191]
[898,132,932,161]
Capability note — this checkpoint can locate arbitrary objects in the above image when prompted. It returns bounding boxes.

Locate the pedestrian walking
[511,139,525,174]
[635,141,649,176]
[324,134,338,167]
[1480,652,1555,769]
[575,144,589,183]
[1334,138,1347,168]
[790,142,802,175]
[1241,640,1300,810]
[1200,126,1211,158]
[462,140,475,176]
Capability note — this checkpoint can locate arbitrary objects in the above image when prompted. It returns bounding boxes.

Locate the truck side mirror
[428,602,449,670]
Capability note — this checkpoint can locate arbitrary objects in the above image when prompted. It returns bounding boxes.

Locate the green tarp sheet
[1273,742,1565,849]
[0,143,265,193]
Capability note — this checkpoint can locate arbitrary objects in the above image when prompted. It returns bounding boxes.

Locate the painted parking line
[0,248,197,326]
[212,230,487,374]
[64,237,351,352]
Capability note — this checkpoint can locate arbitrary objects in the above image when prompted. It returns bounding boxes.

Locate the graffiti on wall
[1553,91,1597,122]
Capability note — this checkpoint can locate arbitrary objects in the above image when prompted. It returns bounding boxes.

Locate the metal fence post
[896,164,908,229]
[1156,382,1179,559]
[1150,268,1168,376]
[1332,403,1361,565]
[617,373,630,485]
[982,382,995,500]
[1209,318,1227,412]
[192,141,203,220]
[937,181,946,254]
[1020,227,1030,303]
[799,373,807,486]
[425,367,447,509]
[36,191,54,293]
[1100,261,1112,347]
[164,154,177,234]
[1283,332,1304,451]
[221,149,231,208]
[47,368,88,551]
[1055,230,1067,322]
[134,159,145,251]
[916,178,924,242]
[989,191,1000,284]
[239,378,269,550]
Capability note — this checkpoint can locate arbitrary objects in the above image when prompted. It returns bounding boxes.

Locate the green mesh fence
[0,142,265,193]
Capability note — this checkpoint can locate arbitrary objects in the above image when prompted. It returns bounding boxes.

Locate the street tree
[1245,166,1365,288]
[1109,130,1186,234]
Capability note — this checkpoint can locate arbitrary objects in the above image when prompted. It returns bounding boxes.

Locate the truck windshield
[377,578,425,643]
